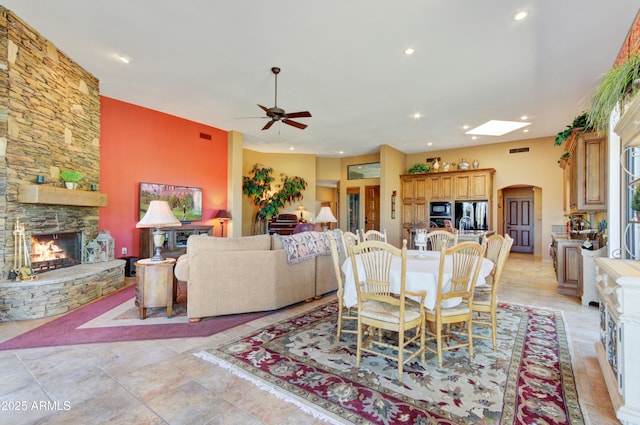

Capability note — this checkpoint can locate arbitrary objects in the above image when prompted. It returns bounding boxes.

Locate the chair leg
[337,305,343,339]
[467,317,474,362]
[436,321,443,367]
[491,310,497,351]
[398,330,404,382]
[356,319,363,367]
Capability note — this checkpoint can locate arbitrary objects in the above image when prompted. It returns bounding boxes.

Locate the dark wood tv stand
[139,225,213,260]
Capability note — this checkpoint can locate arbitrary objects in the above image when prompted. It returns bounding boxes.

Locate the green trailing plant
[587,54,640,133]
[554,113,590,146]
[242,163,307,233]
[407,163,431,174]
[59,170,83,182]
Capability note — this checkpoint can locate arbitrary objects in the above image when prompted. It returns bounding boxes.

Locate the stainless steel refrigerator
[454,201,489,231]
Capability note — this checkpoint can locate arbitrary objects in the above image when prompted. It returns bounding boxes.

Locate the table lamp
[214,209,231,237]
[315,206,337,231]
[136,200,181,261]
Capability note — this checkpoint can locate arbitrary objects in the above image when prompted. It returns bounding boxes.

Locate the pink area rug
[0,285,270,350]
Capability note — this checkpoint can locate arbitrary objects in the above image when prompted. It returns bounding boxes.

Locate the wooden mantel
[18,184,108,207]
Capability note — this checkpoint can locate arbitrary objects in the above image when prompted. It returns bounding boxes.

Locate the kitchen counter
[457,230,494,244]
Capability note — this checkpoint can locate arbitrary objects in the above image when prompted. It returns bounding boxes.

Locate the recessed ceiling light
[471,136,478,140]
[339,151,344,155]
[427,142,433,146]
[465,120,531,136]
[412,112,423,119]
[115,54,131,64]
[403,47,415,55]
[462,125,470,130]
[523,129,529,133]
[514,10,528,21]
[289,147,294,151]
[520,115,528,120]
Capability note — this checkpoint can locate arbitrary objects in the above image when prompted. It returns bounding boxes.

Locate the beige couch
[174,232,340,322]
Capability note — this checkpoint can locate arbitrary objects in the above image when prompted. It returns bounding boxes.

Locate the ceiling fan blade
[257,104,270,114]
[262,120,276,130]
[283,119,308,130]
[285,111,312,119]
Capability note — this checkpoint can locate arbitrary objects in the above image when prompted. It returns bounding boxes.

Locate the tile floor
[0,253,618,424]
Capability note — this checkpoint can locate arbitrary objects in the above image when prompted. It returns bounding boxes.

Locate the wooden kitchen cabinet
[427,175,452,200]
[551,234,583,297]
[454,170,492,199]
[401,174,429,241]
[560,130,607,213]
[401,168,495,241]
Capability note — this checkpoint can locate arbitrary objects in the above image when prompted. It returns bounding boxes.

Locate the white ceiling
[2,1,639,157]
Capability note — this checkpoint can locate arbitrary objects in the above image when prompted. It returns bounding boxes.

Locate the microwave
[429,201,451,217]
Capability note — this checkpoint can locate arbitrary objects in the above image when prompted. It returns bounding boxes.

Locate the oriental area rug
[0,285,269,350]
[195,301,588,425]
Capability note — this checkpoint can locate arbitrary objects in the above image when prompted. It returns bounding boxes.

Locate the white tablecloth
[341,249,493,310]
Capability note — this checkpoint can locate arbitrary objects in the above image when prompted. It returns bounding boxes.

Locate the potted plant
[59,170,83,189]
[632,185,640,221]
[242,163,307,234]
[587,54,640,133]
[407,163,431,174]
[554,113,590,146]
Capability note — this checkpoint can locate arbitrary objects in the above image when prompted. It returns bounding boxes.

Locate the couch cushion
[278,231,331,264]
[188,234,271,252]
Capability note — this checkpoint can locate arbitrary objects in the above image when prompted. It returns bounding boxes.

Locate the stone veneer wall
[0,7,101,278]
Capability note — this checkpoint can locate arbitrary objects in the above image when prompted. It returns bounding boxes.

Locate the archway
[496,185,543,257]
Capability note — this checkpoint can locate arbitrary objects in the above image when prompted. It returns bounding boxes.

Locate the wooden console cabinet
[140,225,212,259]
[594,258,640,425]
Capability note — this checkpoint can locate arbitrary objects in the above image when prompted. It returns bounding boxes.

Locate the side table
[135,258,176,319]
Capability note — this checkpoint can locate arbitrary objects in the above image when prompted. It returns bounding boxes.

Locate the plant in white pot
[59,170,83,189]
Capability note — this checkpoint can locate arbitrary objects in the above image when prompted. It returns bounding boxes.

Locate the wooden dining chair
[350,239,426,382]
[361,229,387,242]
[479,233,505,287]
[470,234,514,351]
[426,229,458,251]
[342,230,361,256]
[327,233,358,340]
[424,241,485,367]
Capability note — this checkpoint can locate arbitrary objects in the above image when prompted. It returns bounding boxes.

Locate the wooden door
[364,185,380,231]
[506,197,534,253]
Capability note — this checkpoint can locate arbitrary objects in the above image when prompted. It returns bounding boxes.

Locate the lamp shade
[136,200,182,228]
[314,206,337,223]
[214,209,231,220]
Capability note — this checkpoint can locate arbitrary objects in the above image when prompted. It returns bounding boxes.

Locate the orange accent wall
[99,96,228,258]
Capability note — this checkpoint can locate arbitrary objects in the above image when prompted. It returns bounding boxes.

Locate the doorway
[346,187,360,233]
[364,185,380,231]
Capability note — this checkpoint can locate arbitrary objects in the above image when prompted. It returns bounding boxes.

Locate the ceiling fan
[257,67,311,131]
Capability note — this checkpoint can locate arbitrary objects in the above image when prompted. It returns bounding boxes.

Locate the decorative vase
[442,162,450,171]
[473,159,479,169]
[65,182,78,190]
[432,158,440,172]
[458,158,470,170]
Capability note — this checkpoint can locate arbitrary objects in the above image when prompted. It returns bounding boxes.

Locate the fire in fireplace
[30,232,83,273]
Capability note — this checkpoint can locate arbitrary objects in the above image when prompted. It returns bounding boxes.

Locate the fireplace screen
[30,232,82,273]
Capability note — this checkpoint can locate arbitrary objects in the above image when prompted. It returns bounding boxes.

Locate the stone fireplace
[0,8,125,321]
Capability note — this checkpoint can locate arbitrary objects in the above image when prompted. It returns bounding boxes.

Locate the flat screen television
[139,182,203,224]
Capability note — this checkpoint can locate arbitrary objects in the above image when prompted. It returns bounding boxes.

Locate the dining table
[341,249,494,310]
